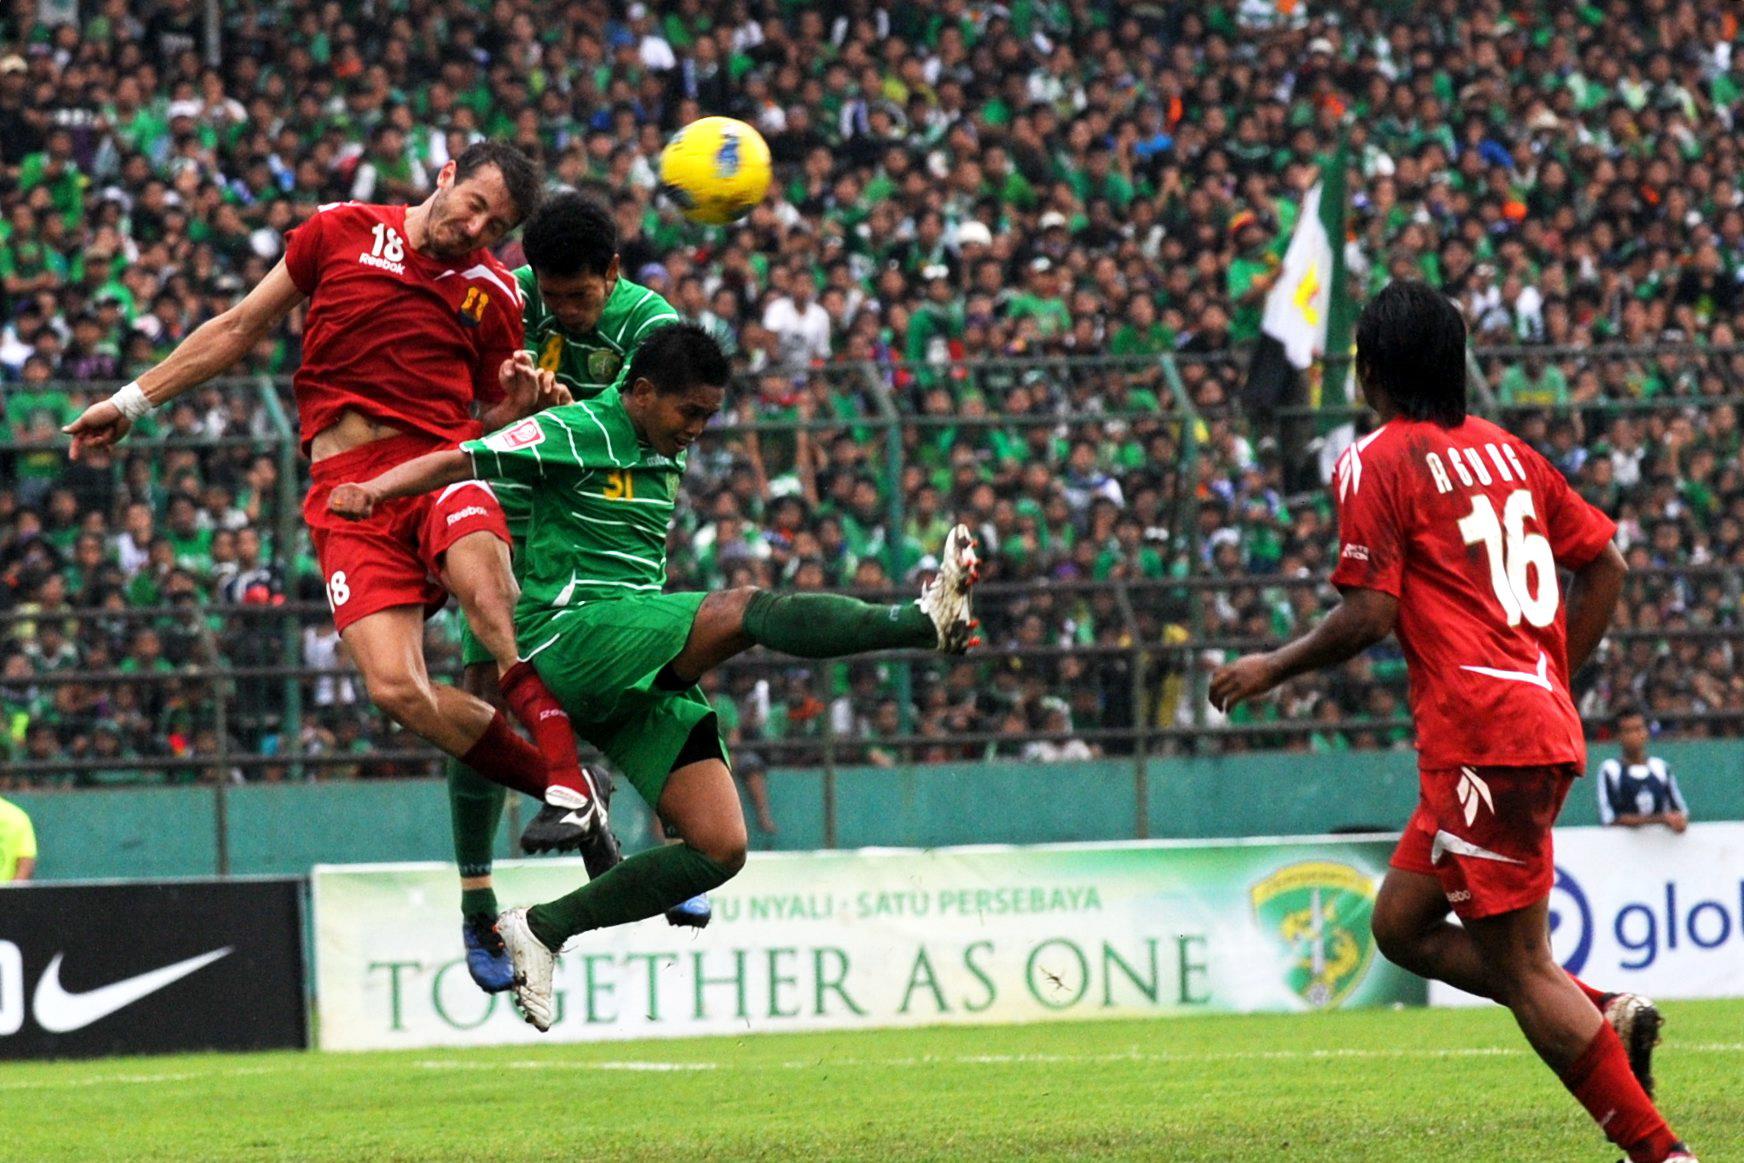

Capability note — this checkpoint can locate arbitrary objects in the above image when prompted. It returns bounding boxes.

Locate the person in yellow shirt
[0,794,37,881]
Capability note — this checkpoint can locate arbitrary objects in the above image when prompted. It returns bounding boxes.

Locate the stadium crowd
[2,0,1744,785]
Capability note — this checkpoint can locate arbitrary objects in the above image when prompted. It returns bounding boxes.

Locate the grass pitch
[2,1000,1740,1161]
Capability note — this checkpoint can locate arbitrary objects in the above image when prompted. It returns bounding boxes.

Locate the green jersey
[462,384,683,644]
[495,269,681,543]
[516,268,680,398]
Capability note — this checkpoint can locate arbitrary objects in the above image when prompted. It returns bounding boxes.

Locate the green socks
[460,886,498,920]
[742,590,937,658]
[527,844,735,950]
[449,757,507,917]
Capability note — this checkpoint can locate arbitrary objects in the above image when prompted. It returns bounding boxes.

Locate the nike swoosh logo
[1459,650,1552,691]
[32,947,232,1033]
[1430,829,1524,866]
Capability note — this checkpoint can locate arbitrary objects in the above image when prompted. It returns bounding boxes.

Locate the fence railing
[5,348,1741,786]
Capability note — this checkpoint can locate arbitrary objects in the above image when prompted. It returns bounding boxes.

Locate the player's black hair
[1355,279,1467,427]
[522,189,618,278]
[625,322,731,397]
[451,140,542,223]
[1613,702,1648,726]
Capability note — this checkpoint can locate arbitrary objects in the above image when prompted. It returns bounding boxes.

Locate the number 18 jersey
[1329,415,1617,770]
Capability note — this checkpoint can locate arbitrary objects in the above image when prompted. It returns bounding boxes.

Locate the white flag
[1261,182,1334,370]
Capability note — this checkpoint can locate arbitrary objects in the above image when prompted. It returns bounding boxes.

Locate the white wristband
[111,381,152,422]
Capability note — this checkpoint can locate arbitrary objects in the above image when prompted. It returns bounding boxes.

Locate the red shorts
[1389,764,1577,921]
[304,433,509,633]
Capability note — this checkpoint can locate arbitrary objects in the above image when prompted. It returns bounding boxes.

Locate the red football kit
[286,201,521,631]
[1329,415,1617,919]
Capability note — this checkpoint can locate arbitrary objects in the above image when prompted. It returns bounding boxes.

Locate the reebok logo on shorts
[446,505,488,526]
[1457,767,1494,825]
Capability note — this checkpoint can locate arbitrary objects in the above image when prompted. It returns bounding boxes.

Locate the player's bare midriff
[310,409,410,462]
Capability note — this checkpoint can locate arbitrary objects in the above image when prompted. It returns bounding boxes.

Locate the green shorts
[458,614,491,669]
[521,591,725,808]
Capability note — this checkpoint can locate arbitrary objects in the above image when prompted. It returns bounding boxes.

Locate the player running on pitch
[63,142,607,866]
[329,323,980,1032]
[445,190,702,995]
[1210,281,1694,1163]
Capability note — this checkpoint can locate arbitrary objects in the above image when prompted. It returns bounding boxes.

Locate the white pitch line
[5,1041,1741,1092]
[412,1059,716,1073]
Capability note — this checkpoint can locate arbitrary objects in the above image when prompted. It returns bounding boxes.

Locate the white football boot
[496,907,558,1033]
[918,524,981,653]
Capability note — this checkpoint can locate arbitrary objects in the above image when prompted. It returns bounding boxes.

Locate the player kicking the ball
[64,143,608,926]
[329,324,980,1032]
[1211,282,1694,1163]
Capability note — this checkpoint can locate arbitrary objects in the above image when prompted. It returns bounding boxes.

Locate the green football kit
[461,386,717,806]
[458,272,679,666]
[448,272,678,913]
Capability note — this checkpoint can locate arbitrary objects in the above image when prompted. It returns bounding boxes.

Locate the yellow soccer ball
[659,116,772,226]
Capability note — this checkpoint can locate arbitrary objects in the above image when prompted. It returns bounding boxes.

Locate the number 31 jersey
[1329,415,1617,771]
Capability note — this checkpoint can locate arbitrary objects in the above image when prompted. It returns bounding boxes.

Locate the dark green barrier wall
[11,740,1742,881]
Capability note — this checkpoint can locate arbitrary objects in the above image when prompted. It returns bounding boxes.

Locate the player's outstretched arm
[1563,542,1626,675]
[1209,587,1398,713]
[65,260,306,460]
[328,449,474,521]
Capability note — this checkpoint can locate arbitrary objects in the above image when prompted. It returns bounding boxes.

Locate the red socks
[1560,1023,1679,1163]
[458,709,546,799]
[1567,972,1610,1010]
[499,661,591,804]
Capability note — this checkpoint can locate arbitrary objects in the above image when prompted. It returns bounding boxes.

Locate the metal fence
[4,347,1741,786]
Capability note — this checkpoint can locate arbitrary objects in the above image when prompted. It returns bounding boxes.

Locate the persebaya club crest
[1250,861,1378,1009]
[588,349,622,381]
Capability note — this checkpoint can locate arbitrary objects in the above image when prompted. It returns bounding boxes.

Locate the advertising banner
[0,878,307,1059]
[1432,823,1744,1007]
[312,838,1426,1050]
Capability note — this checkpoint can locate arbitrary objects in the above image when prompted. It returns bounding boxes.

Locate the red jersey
[1329,415,1617,770]
[283,201,524,452]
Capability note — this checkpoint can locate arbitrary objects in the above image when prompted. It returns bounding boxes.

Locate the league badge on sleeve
[485,417,545,452]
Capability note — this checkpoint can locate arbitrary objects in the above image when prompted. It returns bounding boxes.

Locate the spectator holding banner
[1598,706,1689,834]
[0,792,36,881]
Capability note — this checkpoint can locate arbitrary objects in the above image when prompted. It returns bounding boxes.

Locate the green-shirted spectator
[1111,295,1174,357]
[1497,359,1571,407]
[18,129,88,227]
[1226,210,1283,345]
[1067,143,1135,210]
[163,497,214,573]
[1006,256,1071,340]
[905,264,965,378]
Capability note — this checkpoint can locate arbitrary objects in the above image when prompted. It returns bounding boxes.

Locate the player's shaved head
[1355,279,1467,427]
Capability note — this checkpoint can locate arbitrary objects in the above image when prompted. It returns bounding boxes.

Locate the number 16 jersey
[1329,415,1617,771]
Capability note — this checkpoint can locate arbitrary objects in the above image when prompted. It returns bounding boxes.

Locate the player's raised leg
[666,524,981,682]
[441,527,601,815]
[515,523,981,857]
[501,740,745,1031]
